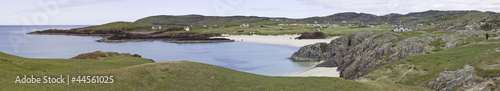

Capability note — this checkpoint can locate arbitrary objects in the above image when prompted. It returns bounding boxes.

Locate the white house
[393,26,412,32]
[184,27,190,31]
[240,23,249,27]
[152,26,162,29]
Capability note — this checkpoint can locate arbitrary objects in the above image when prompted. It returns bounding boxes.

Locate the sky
[0,0,499,25]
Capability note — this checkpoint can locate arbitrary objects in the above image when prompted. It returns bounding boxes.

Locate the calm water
[0,25,314,76]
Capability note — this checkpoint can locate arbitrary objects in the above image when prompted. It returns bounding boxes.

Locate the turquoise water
[0,25,314,76]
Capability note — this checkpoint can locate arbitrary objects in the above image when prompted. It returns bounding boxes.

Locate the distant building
[240,23,249,27]
[152,26,162,29]
[184,27,190,31]
[393,26,412,32]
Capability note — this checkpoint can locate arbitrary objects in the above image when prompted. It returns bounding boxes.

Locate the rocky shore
[28,29,234,43]
[27,29,121,36]
[295,32,327,39]
[168,38,235,43]
[290,30,485,80]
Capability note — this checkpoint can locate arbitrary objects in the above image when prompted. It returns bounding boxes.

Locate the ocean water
[0,25,314,76]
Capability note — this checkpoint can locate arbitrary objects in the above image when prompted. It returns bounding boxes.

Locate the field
[0,52,425,90]
[188,24,394,36]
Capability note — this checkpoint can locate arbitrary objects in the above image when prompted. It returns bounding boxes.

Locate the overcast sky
[1,0,499,25]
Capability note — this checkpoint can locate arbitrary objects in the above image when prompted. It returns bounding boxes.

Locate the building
[393,26,412,32]
[152,26,162,29]
[240,23,249,27]
[184,27,190,31]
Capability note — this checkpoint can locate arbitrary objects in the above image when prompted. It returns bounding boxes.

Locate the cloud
[298,0,500,15]
[19,0,122,13]
[61,0,123,8]
[250,7,280,11]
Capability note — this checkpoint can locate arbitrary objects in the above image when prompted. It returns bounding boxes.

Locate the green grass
[0,52,426,90]
[363,44,500,87]
[74,21,177,32]
[448,12,489,25]
[134,15,301,26]
[390,32,424,43]
[186,25,394,36]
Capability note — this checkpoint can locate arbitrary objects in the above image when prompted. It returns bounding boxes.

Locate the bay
[0,25,314,76]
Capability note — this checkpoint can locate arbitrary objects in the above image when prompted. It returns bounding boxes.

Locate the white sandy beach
[295,67,340,77]
[214,34,338,47]
[214,34,340,77]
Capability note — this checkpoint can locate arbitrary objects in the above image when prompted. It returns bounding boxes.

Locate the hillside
[134,14,296,26]
[362,43,500,90]
[29,10,500,37]
[0,51,424,90]
[134,10,490,26]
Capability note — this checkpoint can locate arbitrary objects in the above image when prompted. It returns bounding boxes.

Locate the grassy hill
[134,14,299,26]
[73,21,178,32]
[0,52,425,90]
[362,43,500,90]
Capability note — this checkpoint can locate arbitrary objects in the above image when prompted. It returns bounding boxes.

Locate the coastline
[215,34,340,77]
[213,34,339,47]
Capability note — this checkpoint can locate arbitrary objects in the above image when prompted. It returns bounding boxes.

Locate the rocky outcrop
[71,51,143,59]
[96,32,224,43]
[469,42,500,45]
[289,43,331,62]
[291,31,435,79]
[290,30,485,80]
[295,32,326,39]
[27,29,122,36]
[428,65,475,91]
[168,38,234,43]
[439,30,485,49]
[28,28,227,43]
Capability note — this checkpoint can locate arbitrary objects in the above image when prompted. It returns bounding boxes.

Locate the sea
[0,25,315,76]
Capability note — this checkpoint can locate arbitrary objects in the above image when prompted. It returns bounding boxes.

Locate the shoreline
[215,34,340,77]
[295,61,340,77]
[213,34,339,47]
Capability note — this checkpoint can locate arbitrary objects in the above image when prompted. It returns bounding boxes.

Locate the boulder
[290,31,436,80]
[428,65,475,91]
[295,32,326,39]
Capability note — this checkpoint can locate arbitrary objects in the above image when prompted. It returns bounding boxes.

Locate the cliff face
[290,30,485,80]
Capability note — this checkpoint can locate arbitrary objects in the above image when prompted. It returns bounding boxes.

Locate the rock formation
[168,38,235,43]
[96,32,229,43]
[27,29,122,36]
[295,32,327,39]
[290,30,485,80]
[428,65,475,91]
